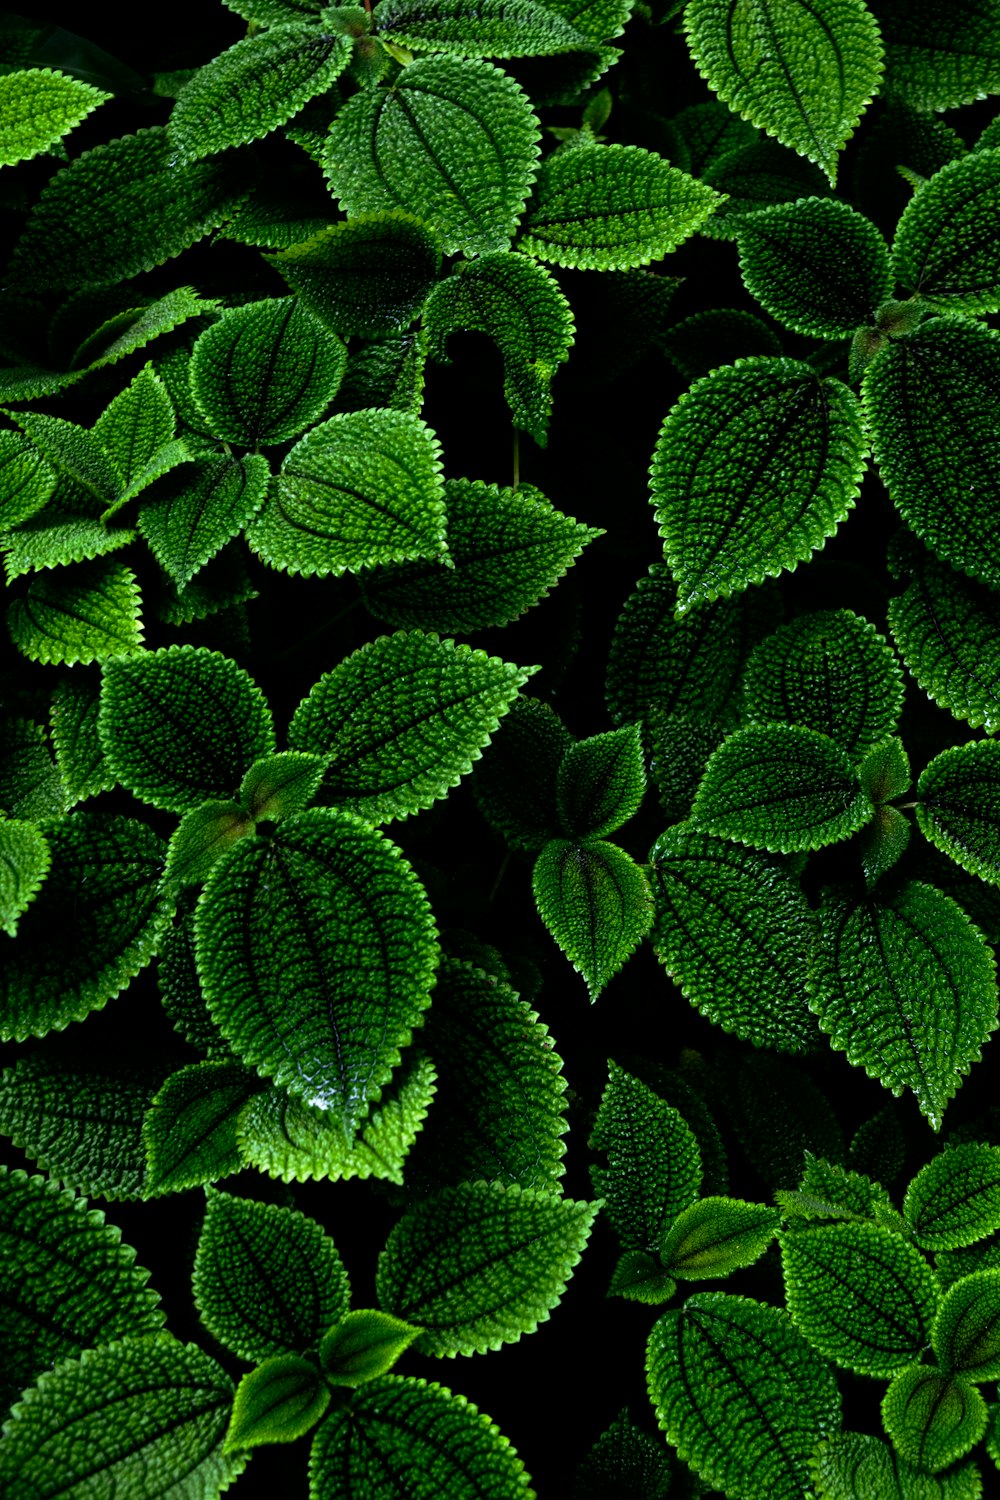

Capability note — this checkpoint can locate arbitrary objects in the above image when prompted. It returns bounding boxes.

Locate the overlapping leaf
[917,742,1000,886]
[472,695,571,850]
[0,716,64,822]
[811,1432,982,1500]
[701,140,831,240]
[0,819,49,937]
[892,149,1000,313]
[557,724,644,839]
[139,453,270,589]
[0,68,109,167]
[874,0,1000,111]
[374,0,591,55]
[319,1310,421,1387]
[904,1143,1000,1251]
[573,1409,675,1500]
[8,558,143,667]
[143,1059,261,1194]
[0,429,55,530]
[226,1354,329,1451]
[882,1365,987,1474]
[533,837,653,999]
[933,1269,1000,1381]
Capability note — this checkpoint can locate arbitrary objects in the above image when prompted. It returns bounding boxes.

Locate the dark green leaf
[873,0,1000,111]
[882,1365,987,1474]
[2,501,136,583]
[92,365,175,493]
[849,1104,907,1187]
[669,99,759,179]
[5,410,119,507]
[917,742,1000,886]
[0,818,49,937]
[701,139,832,241]
[532,837,653,999]
[557,723,645,839]
[892,149,1000,314]
[725,1051,846,1190]
[607,1250,678,1305]
[319,1310,421,1385]
[65,287,215,379]
[139,454,270,590]
[374,0,591,56]
[0,715,65,821]
[240,752,327,823]
[933,1270,1000,1380]
[143,1059,261,1194]
[334,332,426,415]
[573,1409,674,1500]
[659,307,784,383]
[660,1197,779,1280]
[8,558,143,667]
[163,800,254,890]
[0,429,56,530]
[904,1142,1000,1251]
[472,695,571,850]
[777,1152,901,1228]
[225,1353,329,1450]
[0,67,109,167]
[157,906,230,1058]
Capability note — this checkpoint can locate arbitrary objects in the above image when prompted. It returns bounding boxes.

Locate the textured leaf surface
[325,57,540,256]
[650,826,818,1051]
[288,631,532,822]
[248,408,445,578]
[557,724,644,839]
[532,837,653,1000]
[139,453,270,590]
[893,150,1000,314]
[195,807,438,1130]
[0,818,49,937]
[933,1269,1000,1381]
[573,1408,674,1500]
[92,365,174,494]
[226,1353,329,1450]
[8,558,143,667]
[874,0,1000,111]
[684,0,883,184]
[377,1179,597,1355]
[589,1062,702,1252]
[651,360,866,613]
[319,1310,421,1386]
[811,1431,982,1500]
[194,1190,350,1362]
[6,411,119,507]
[0,716,65,822]
[99,646,275,813]
[163,800,251,893]
[472,695,570,850]
[239,752,327,823]
[660,1197,779,1280]
[917,742,1000,887]
[143,1059,260,1194]
[882,1366,987,1474]
[904,1143,1000,1251]
[519,142,722,270]
[701,138,832,240]
[374,0,590,55]
[0,429,55,530]
[647,1292,842,1500]
[812,881,999,1129]
[0,67,109,167]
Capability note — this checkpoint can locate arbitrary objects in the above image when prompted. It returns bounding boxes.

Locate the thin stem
[512,429,520,492]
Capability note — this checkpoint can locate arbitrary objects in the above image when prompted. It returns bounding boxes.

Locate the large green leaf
[374,0,591,55]
[143,1059,261,1194]
[325,57,541,256]
[288,630,533,822]
[0,67,109,167]
[811,1431,982,1500]
[882,1364,987,1474]
[684,0,884,185]
[873,0,1000,111]
[8,558,143,667]
[933,1269,1000,1381]
[377,1179,597,1355]
[519,142,722,270]
[532,837,653,1000]
[903,1143,1000,1251]
[169,25,351,162]
[892,149,1000,314]
[647,1292,842,1500]
[812,880,999,1129]
[0,429,55,531]
[139,453,270,589]
[651,359,866,613]
[650,826,818,1052]
[0,818,49,937]
[195,807,438,1131]
[917,742,1000,886]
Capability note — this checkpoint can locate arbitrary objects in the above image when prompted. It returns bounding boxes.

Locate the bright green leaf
[882,1365,987,1474]
[904,1143,1000,1251]
[8,558,143,666]
[606,1250,678,1305]
[92,366,174,493]
[661,1197,779,1280]
[0,818,49,936]
[143,1058,261,1194]
[239,752,327,823]
[319,1310,421,1385]
[917,741,1000,887]
[5,410,119,507]
[0,67,109,167]
[892,150,1000,314]
[557,724,645,839]
[933,1270,1000,1381]
[532,837,653,999]
[811,1431,982,1500]
[163,799,254,890]
[225,1354,329,1451]
[139,453,270,590]
[374,0,591,55]
[0,429,56,530]
[776,1152,901,1228]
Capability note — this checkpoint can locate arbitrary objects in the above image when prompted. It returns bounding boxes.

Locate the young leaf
[423,253,574,444]
[288,631,533,822]
[195,807,438,1131]
[532,837,653,1000]
[239,752,327,823]
[882,1365,987,1474]
[0,1334,244,1497]
[647,1292,842,1500]
[163,800,253,890]
[193,1190,350,1362]
[309,1375,533,1499]
[247,408,445,578]
[325,57,541,257]
[143,1058,261,1194]
[99,645,275,813]
[650,826,818,1053]
[917,742,1000,887]
[139,453,270,590]
[874,0,1000,111]
[377,1179,598,1355]
[573,1409,675,1500]
[319,1310,421,1386]
[933,1270,1000,1381]
[0,812,171,1042]
[691,723,872,853]
[557,724,645,839]
[374,0,591,56]
[225,1354,329,1451]
[777,1152,900,1228]
[0,429,56,530]
[736,197,892,338]
[892,149,1000,314]
[8,558,143,667]
[518,142,723,270]
[858,798,911,888]
[683,0,883,185]
[0,818,49,937]
[0,67,109,167]
[651,360,866,613]
[660,1197,780,1280]
[812,880,999,1130]
[189,297,347,448]
[169,25,351,162]
[903,1143,1000,1251]
[589,1062,703,1252]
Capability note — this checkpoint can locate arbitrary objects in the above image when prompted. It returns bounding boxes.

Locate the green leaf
[269,212,441,337]
[650,826,818,1051]
[163,800,254,890]
[99,645,275,813]
[736,197,891,338]
[139,453,270,590]
[334,331,426,415]
[2,503,136,583]
[5,410,119,507]
[651,360,866,613]
[288,631,533,822]
[892,150,1000,314]
[917,742,1000,887]
[647,712,727,825]
[225,1353,329,1451]
[683,0,883,185]
[589,1062,702,1252]
[857,796,910,889]
[157,907,230,1058]
[360,478,598,633]
[143,1058,261,1194]
[0,1168,164,1412]
[519,142,722,270]
[557,724,644,839]
[777,1152,901,1228]
[247,408,445,578]
[240,752,327,823]
[0,68,109,167]
[780,1220,939,1376]
[647,1291,842,1500]
[573,1409,674,1500]
[65,287,216,379]
[811,1431,982,1500]
[0,1334,244,1497]
[849,1104,907,1188]
[193,1189,350,1362]
[0,812,171,1042]
[0,715,65,822]
[0,428,56,529]
[189,297,347,448]
[319,1310,421,1385]
[309,1375,533,1499]
[532,837,653,1000]
[659,306,784,384]
[92,366,175,494]
[195,807,438,1130]
[374,0,591,55]
[882,1365,987,1474]
[607,1250,678,1305]
[933,1270,1000,1381]
[873,0,1000,111]
[325,57,541,257]
[423,253,574,444]
[472,695,571,850]
[169,25,351,162]
[863,317,1000,593]
[660,1197,780,1280]
[903,1143,1000,1251]
[742,609,905,760]
[377,1179,597,1355]
[812,881,999,1130]
[7,126,245,291]
[0,818,49,936]
[860,737,911,803]
[691,723,872,853]
[700,139,832,241]
[8,558,143,666]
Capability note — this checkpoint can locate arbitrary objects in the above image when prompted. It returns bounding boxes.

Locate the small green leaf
[651,360,866,613]
[320,1310,421,1385]
[607,1250,678,1305]
[647,1292,842,1500]
[882,1365,987,1474]
[0,818,49,936]
[163,800,254,890]
[92,365,175,493]
[661,1197,779,1280]
[0,68,109,167]
[194,1190,350,1362]
[557,724,645,839]
[143,1059,261,1194]
[874,0,1000,111]
[933,1270,1000,1381]
[904,1143,1000,1251]
[239,752,327,823]
[860,737,911,803]
[8,558,143,666]
[0,715,65,822]
[225,1353,329,1451]
[532,837,653,1000]
[377,1179,598,1355]
[573,1409,674,1500]
[0,428,56,529]
[374,0,591,56]
[917,742,1000,887]
[892,149,1000,314]
[519,142,723,270]
[139,454,270,590]
[472,695,571,850]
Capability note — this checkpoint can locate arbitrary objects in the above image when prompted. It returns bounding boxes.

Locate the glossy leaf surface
[882,1365,987,1474]
[893,150,1000,313]
[143,1059,259,1194]
[904,1142,1000,1251]
[660,1196,779,1280]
